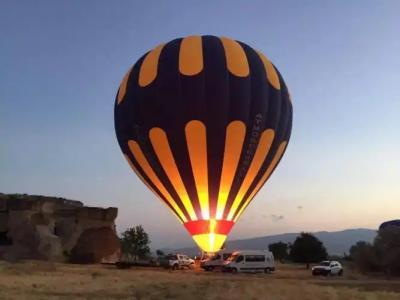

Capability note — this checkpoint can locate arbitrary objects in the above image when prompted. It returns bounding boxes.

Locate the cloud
[270,214,284,222]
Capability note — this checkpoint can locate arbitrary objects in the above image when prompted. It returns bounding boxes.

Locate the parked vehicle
[160,254,195,270]
[311,261,343,276]
[115,257,157,269]
[222,250,275,274]
[200,251,232,271]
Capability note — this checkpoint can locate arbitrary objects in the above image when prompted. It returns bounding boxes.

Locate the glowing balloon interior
[114,35,292,253]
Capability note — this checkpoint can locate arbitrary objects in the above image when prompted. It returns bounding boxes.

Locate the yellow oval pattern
[220,37,249,77]
[233,141,287,222]
[227,129,275,221]
[149,127,198,220]
[185,120,209,220]
[257,51,280,90]
[216,121,246,220]
[138,44,164,87]
[117,67,132,104]
[124,154,183,223]
[179,36,203,76]
[128,140,188,222]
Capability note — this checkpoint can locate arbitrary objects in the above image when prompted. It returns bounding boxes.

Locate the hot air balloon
[114,35,292,253]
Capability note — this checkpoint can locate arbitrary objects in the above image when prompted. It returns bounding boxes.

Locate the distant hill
[172,228,377,256]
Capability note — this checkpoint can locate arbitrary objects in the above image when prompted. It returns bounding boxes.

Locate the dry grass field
[0,261,399,300]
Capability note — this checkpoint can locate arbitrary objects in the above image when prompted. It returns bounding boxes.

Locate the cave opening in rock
[0,231,13,245]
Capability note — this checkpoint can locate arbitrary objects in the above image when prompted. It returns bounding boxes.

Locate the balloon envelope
[115,35,292,252]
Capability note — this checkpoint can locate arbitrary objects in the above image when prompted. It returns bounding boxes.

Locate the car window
[236,255,244,263]
[245,255,265,262]
[223,253,232,260]
[255,255,265,262]
[227,254,238,261]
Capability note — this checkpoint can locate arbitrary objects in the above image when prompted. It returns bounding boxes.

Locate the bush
[350,226,400,276]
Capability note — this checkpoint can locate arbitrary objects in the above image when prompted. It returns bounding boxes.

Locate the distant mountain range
[168,228,377,256]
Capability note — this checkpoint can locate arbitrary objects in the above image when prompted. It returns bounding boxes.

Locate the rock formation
[0,193,119,263]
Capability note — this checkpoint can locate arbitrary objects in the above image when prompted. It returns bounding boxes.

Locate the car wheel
[231,268,238,274]
[172,264,179,270]
[338,269,343,276]
[264,268,271,274]
[324,270,330,277]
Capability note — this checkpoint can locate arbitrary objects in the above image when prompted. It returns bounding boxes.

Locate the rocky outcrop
[70,227,120,263]
[0,193,119,263]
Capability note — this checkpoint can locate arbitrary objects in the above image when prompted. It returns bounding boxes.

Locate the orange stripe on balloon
[185,120,209,219]
[128,140,188,222]
[179,36,203,76]
[123,154,183,224]
[256,51,280,90]
[220,37,249,77]
[233,141,287,222]
[117,67,133,104]
[216,121,246,220]
[149,127,197,221]
[138,44,164,87]
[227,129,275,221]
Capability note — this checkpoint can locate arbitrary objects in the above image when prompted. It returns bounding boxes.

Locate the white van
[222,250,275,274]
[200,250,232,271]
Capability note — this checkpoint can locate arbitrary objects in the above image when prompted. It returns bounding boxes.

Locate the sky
[1,1,399,250]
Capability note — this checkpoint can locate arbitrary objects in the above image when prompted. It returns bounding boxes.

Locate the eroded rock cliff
[0,193,119,263]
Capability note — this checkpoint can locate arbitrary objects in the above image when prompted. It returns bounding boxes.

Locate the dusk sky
[1,1,399,250]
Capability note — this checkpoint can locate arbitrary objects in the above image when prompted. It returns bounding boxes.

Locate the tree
[349,241,378,273]
[349,227,400,276]
[120,225,151,261]
[349,241,373,260]
[156,249,165,257]
[374,226,400,276]
[268,242,288,262]
[289,233,327,269]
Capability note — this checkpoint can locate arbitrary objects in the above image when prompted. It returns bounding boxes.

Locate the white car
[160,254,195,270]
[222,250,275,274]
[312,261,343,276]
[200,251,232,271]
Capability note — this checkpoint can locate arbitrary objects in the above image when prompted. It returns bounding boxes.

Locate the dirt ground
[0,261,399,300]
